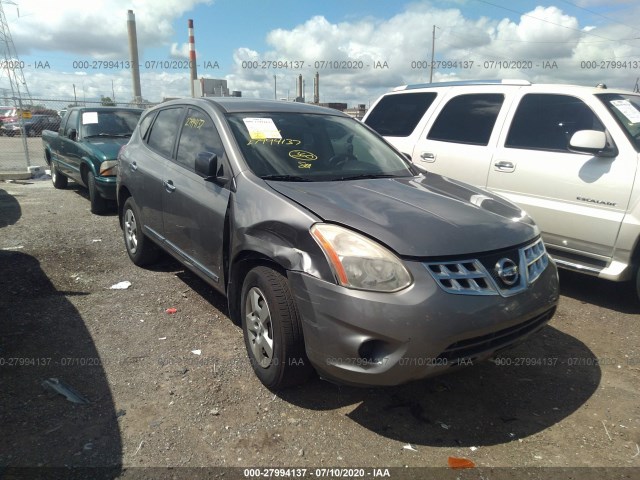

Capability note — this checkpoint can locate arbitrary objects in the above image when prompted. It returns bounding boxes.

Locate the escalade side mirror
[68,129,77,141]
[569,130,617,158]
[195,151,229,186]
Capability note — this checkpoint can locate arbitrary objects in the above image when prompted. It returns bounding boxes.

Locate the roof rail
[393,79,532,91]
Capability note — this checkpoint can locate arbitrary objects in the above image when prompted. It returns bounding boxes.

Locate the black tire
[87,171,108,215]
[50,162,68,189]
[241,266,313,389]
[122,197,159,266]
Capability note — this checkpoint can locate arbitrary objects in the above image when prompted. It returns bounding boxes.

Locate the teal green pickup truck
[43,106,143,214]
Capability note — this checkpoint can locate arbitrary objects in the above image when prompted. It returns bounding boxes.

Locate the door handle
[163,180,176,193]
[420,152,436,163]
[130,161,138,172]
[493,161,515,173]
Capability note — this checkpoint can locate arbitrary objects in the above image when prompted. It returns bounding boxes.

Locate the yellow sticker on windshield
[298,162,312,169]
[289,150,317,161]
[242,117,282,140]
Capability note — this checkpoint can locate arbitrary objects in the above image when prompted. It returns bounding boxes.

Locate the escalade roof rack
[393,79,532,91]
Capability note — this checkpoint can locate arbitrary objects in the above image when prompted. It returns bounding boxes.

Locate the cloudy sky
[1,0,640,106]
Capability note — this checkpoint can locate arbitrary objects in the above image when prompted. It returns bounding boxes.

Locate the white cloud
[170,43,191,59]
[7,0,213,58]
[224,3,640,104]
[4,1,640,105]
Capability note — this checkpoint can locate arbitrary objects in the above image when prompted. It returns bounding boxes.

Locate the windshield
[81,110,142,138]
[226,112,415,181]
[596,93,640,151]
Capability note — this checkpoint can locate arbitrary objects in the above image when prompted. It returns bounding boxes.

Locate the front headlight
[99,160,118,177]
[311,223,412,292]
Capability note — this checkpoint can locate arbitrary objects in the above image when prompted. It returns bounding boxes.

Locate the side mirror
[68,129,77,141]
[569,130,617,157]
[195,151,229,186]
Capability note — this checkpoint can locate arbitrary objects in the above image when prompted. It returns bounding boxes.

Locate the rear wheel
[122,197,158,266]
[87,171,108,215]
[50,163,68,189]
[241,266,313,389]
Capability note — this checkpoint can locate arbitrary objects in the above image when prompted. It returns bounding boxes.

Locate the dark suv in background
[0,114,61,137]
[117,97,559,389]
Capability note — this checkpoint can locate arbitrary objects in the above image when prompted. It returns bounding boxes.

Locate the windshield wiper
[335,173,399,181]
[85,133,131,138]
[261,174,312,182]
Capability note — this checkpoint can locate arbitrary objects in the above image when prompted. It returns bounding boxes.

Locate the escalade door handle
[163,180,176,193]
[130,161,138,172]
[494,161,515,173]
[420,152,436,163]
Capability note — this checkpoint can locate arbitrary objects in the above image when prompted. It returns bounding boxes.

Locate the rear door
[410,86,515,187]
[135,107,183,240]
[487,92,637,266]
[161,107,231,287]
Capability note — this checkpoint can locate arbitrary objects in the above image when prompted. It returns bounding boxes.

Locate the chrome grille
[425,260,496,296]
[425,238,550,297]
[522,238,548,284]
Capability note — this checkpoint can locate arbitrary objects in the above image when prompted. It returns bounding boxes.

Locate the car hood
[84,138,129,161]
[267,174,538,257]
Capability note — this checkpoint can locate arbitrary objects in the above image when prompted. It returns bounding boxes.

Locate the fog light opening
[358,340,390,365]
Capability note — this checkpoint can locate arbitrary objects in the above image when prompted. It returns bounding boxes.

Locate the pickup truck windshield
[596,93,640,152]
[81,110,142,138]
[226,112,415,181]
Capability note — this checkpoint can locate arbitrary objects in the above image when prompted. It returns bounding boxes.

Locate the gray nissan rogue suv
[117,97,559,389]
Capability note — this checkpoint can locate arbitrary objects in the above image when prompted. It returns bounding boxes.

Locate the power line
[0,0,32,103]
[472,0,617,42]
[557,0,640,35]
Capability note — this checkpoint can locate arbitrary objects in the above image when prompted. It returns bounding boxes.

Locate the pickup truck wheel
[122,197,159,266]
[87,171,108,215]
[50,163,68,189]
[241,266,313,390]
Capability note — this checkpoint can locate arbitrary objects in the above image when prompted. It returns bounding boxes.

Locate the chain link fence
[0,98,154,173]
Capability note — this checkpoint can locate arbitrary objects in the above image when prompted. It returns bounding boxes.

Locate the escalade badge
[495,258,519,286]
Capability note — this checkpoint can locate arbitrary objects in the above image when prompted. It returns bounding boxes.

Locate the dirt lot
[1,178,639,480]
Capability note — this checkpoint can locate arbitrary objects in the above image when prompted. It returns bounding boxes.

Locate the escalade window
[427,94,503,146]
[506,94,604,152]
[596,93,640,152]
[147,107,183,157]
[364,92,437,137]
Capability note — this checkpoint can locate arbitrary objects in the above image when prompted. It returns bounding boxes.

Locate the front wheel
[241,266,313,390]
[122,197,159,266]
[87,171,108,215]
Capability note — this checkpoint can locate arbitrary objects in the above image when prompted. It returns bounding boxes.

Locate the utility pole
[429,25,436,83]
[634,77,639,94]
[0,0,33,166]
[273,75,277,100]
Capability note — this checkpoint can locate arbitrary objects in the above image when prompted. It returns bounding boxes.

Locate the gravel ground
[1,178,639,480]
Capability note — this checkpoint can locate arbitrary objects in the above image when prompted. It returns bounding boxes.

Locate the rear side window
[365,92,437,137]
[147,108,183,158]
[138,111,155,140]
[427,94,504,146]
[506,94,604,152]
